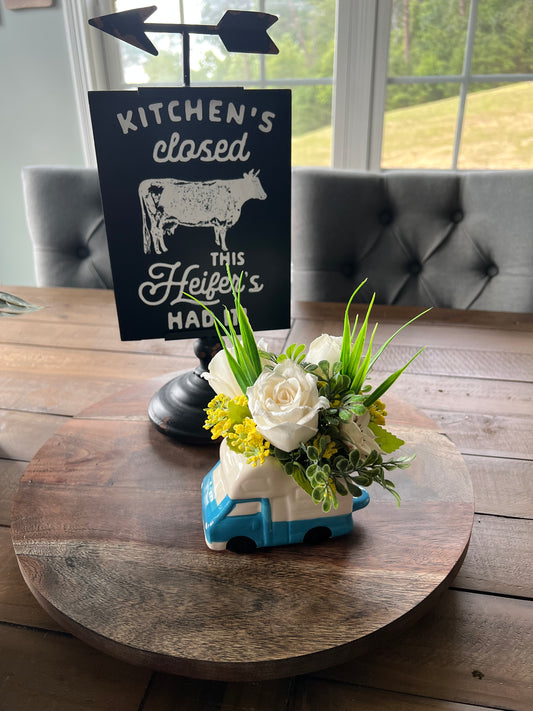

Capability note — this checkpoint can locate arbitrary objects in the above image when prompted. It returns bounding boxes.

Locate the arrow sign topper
[89,6,279,57]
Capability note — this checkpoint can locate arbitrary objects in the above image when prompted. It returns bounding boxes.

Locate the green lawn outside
[292,81,533,169]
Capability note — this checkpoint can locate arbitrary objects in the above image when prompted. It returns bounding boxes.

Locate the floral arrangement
[190,272,428,513]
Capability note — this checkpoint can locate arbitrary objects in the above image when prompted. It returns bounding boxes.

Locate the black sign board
[89,87,291,341]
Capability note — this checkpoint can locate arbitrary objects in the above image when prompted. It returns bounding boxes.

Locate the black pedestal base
[148,368,215,444]
[148,336,222,444]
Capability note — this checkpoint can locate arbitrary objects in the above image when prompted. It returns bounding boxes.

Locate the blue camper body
[202,445,370,552]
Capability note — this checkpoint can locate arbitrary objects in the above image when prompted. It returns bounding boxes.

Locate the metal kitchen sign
[89,86,291,341]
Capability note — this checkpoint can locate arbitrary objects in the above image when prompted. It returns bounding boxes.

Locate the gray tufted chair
[291,168,533,312]
[22,165,113,289]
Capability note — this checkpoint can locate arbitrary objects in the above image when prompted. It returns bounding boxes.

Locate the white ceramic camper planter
[202,439,369,553]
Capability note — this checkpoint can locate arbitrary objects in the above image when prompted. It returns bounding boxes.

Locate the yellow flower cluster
[204,394,270,466]
[311,434,338,460]
[228,418,270,467]
[204,393,235,440]
[369,399,387,426]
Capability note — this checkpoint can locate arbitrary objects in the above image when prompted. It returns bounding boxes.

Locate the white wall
[0,0,85,286]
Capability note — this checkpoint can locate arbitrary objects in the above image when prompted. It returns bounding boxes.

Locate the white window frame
[333,0,392,170]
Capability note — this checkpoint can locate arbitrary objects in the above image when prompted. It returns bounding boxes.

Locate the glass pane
[114,0,184,85]
[288,84,332,166]
[114,0,263,85]
[381,83,460,169]
[110,0,335,165]
[458,81,533,169]
[265,0,336,80]
[471,0,533,75]
[193,0,262,83]
[190,40,261,84]
[388,0,469,80]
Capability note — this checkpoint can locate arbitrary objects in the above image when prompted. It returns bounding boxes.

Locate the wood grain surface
[11,383,473,681]
[2,286,532,709]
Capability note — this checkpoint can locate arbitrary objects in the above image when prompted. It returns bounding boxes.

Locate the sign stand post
[148,335,222,444]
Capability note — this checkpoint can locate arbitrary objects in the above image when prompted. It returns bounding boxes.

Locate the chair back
[22,165,112,288]
[291,168,533,312]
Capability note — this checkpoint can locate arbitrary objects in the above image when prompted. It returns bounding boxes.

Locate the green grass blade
[228,268,262,378]
[184,292,232,341]
[346,294,375,381]
[183,292,252,393]
[340,309,354,367]
[364,347,426,406]
[351,322,378,392]
[368,308,432,371]
[340,280,366,366]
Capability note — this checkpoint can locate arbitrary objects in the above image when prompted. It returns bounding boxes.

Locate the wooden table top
[1,286,532,709]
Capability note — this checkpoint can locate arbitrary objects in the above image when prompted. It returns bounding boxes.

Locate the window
[68,0,532,169]
[71,0,336,166]
[382,0,533,169]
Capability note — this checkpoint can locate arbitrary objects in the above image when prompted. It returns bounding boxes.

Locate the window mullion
[452,0,479,169]
[368,1,392,171]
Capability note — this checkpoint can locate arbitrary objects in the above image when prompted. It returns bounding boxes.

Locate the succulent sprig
[0,291,42,318]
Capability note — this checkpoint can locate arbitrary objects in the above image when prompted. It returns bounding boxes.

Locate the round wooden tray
[11,375,473,681]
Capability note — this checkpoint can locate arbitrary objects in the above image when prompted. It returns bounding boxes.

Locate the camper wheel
[226,536,257,554]
[303,526,331,545]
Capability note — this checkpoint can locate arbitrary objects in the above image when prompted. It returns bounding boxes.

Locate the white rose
[202,347,243,399]
[202,339,270,399]
[307,334,343,375]
[341,411,382,457]
[247,359,329,452]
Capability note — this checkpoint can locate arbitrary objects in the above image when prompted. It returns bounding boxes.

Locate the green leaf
[318,359,330,376]
[306,446,320,462]
[389,488,402,506]
[335,457,351,473]
[350,404,367,416]
[364,450,380,466]
[290,466,313,496]
[348,450,361,468]
[396,454,416,469]
[332,360,342,376]
[367,422,405,454]
[345,479,363,497]
[284,462,295,476]
[285,343,307,363]
[312,486,324,503]
[334,479,348,496]
[306,463,319,480]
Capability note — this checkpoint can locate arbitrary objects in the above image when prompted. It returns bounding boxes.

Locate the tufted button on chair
[291,168,533,312]
[22,165,113,289]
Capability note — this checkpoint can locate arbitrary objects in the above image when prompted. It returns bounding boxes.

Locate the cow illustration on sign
[139,170,267,254]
